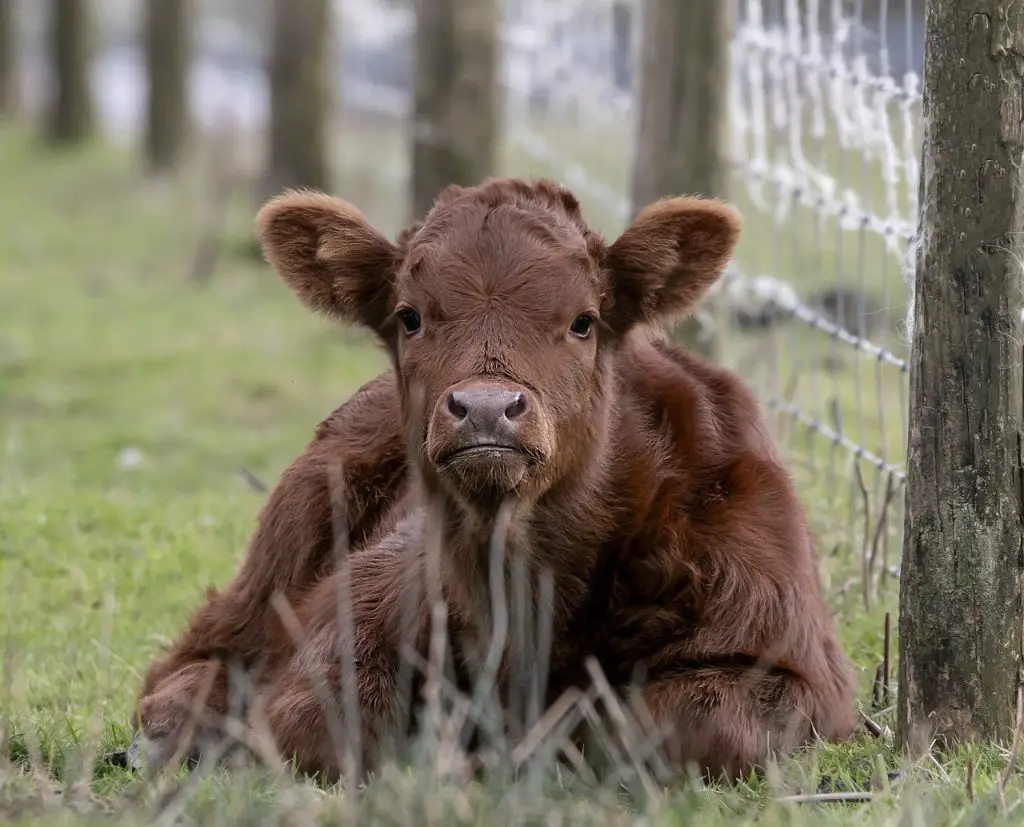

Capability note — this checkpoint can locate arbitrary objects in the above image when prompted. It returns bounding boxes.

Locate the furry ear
[604,196,741,331]
[256,189,401,334]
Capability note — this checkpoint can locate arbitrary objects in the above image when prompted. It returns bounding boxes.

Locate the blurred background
[1,0,922,729]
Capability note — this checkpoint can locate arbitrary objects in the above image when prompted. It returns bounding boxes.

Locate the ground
[0,123,1019,825]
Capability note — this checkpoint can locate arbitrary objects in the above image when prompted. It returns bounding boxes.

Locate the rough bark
[45,0,93,144]
[629,0,731,360]
[0,0,16,117]
[410,0,499,221]
[896,1,1024,755]
[144,0,192,174]
[263,0,331,198]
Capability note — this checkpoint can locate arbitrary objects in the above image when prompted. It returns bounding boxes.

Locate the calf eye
[569,314,595,339]
[396,308,421,336]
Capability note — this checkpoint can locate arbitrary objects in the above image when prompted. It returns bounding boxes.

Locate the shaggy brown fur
[134,177,855,783]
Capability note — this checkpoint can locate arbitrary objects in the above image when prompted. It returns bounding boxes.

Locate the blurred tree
[411,0,499,221]
[0,0,15,117]
[263,0,331,198]
[44,0,94,144]
[610,0,631,93]
[144,0,193,174]
[629,0,731,361]
[897,0,1024,756]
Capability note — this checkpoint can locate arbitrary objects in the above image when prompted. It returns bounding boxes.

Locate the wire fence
[716,0,919,582]
[724,0,917,580]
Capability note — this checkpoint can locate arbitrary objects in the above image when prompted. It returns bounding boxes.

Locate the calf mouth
[439,441,530,468]
[435,441,543,496]
[447,443,521,459]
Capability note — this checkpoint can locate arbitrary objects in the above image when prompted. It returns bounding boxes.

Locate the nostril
[448,392,469,420]
[504,392,527,420]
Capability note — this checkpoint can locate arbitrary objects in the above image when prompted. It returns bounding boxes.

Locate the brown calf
[134,177,855,782]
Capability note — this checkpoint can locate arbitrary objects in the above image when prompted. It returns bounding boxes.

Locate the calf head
[258,179,740,512]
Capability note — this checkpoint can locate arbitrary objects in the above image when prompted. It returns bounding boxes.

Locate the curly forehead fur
[392,180,611,329]
[398,179,606,276]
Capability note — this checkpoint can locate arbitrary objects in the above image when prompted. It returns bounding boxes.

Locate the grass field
[0,120,1019,825]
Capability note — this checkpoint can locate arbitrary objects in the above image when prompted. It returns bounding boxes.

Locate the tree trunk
[263,0,331,198]
[0,0,16,117]
[896,0,1024,755]
[144,0,192,174]
[629,0,731,361]
[45,0,93,144]
[411,0,499,221]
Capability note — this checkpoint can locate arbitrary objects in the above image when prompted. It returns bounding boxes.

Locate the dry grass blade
[623,686,675,782]
[853,460,872,612]
[526,567,555,734]
[574,688,636,790]
[325,456,351,568]
[223,692,285,774]
[420,599,450,750]
[584,657,665,801]
[882,611,891,708]
[871,610,891,713]
[777,791,874,804]
[867,473,897,601]
[507,555,532,743]
[398,642,510,784]
[998,683,1024,806]
[418,496,451,757]
[326,456,365,791]
[557,738,600,788]
[270,591,348,781]
[330,562,362,787]
[510,687,584,768]
[861,712,885,739]
[462,498,516,749]
[400,645,505,748]
[433,695,475,782]
[871,663,885,710]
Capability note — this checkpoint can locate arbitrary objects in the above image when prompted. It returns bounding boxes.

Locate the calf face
[257,179,740,511]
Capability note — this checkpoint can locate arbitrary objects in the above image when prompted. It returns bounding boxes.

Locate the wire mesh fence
[717,0,919,589]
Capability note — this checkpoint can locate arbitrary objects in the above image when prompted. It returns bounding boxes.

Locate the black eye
[396,308,421,336]
[569,314,595,339]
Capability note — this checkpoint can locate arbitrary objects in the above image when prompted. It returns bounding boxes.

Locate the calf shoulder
[597,335,853,719]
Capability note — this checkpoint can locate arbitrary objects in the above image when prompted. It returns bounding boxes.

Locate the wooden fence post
[897,0,1024,754]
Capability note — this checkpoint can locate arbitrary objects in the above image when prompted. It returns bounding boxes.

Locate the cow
[133,177,855,784]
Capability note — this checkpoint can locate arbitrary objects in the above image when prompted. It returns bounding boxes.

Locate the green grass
[0,120,1017,825]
